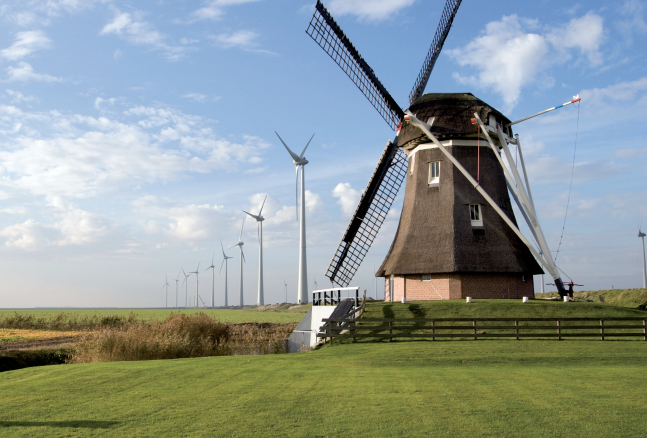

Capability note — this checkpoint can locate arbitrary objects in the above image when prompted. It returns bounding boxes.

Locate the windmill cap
[399,93,512,149]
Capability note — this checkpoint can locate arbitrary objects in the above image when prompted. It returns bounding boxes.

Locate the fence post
[352,318,356,343]
[473,320,477,340]
[600,320,604,341]
[355,289,359,308]
[515,320,519,340]
[644,320,646,341]
[432,320,435,341]
[557,320,561,341]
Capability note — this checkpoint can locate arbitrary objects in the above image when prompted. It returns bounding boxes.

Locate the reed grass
[68,313,297,363]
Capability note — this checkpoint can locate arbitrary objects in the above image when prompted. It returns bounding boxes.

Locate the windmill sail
[306,0,404,130]
[408,0,462,104]
[326,140,408,286]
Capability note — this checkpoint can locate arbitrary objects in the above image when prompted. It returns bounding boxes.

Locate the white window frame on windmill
[428,160,440,187]
[469,203,483,227]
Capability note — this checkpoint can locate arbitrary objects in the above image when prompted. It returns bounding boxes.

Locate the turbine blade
[239,216,246,241]
[275,131,300,161]
[197,262,200,271]
[219,259,225,275]
[212,252,215,265]
[182,267,186,276]
[241,247,246,263]
[258,194,268,216]
[221,240,227,257]
[299,133,315,158]
[243,210,256,220]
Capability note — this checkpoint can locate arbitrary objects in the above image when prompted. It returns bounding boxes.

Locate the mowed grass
[1,340,647,437]
[0,306,309,324]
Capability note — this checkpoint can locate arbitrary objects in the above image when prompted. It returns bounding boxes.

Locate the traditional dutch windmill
[306,0,569,299]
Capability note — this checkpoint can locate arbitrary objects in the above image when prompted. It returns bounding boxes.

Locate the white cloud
[0,0,98,27]
[211,30,258,49]
[547,13,604,66]
[450,13,605,111]
[0,30,51,61]
[305,190,322,214]
[100,10,188,61]
[5,89,37,104]
[617,0,647,44]
[182,93,207,102]
[580,77,647,107]
[327,0,416,22]
[186,0,261,23]
[0,105,272,198]
[94,97,116,110]
[332,183,360,216]
[5,61,62,82]
[113,48,122,60]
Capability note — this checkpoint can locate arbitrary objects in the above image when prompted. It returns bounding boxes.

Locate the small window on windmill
[428,161,440,187]
[421,274,431,281]
[469,204,483,227]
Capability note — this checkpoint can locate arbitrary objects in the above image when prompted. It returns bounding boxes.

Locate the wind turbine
[161,275,170,308]
[220,240,234,307]
[244,194,268,306]
[230,217,246,306]
[182,267,191,308]
[276,131,315,304]
[640,228,646,289]
[175,272,181,307]
[284,279,288,303]
[189,262,201,308]
[205,253,216,308]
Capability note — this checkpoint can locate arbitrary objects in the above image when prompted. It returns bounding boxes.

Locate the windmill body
[190,263,200,308]
[307,0,569,299]
[377,94,542,300]
[206,254,216,308]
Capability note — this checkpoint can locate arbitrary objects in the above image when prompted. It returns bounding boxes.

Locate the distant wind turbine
[161,275,170,308]
[182,267,191,308]
[275,131,315,304]
[284,279,288,303]
[220,240,234,307]
[640,228,646,289]
[230,217,246,307]
[244,194,268,306]
[189,262,201,308]
[205,253,216,308]
[175,272,181,308]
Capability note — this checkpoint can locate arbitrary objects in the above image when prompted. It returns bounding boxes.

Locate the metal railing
[312,287,360,307]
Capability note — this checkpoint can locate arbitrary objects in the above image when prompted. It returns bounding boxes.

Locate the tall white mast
[275,131,314,305]
[244,195,268,306]
[231,218,246,307]
[298,165,308,304]
[220,241,232,308]
[640,230,646,289]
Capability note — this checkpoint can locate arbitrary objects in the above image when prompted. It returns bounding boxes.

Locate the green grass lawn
[539,288,647,308]
[1,340,647,437]
[0,306,309,324]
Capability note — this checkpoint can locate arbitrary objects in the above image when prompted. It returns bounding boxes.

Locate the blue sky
[1,0,646,307]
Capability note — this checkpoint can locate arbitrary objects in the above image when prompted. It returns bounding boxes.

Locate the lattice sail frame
[306,1,404,130]
[326,140,408,286]
[409,0,462,104]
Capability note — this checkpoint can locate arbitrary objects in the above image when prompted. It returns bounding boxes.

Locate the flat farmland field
[0,307,309,324]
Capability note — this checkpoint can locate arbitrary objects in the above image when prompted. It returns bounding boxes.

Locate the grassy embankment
[0,299,646,436]
[539,287,647,308]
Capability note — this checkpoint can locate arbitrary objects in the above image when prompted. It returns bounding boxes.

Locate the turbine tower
[244,194,268,306]
[284,279,288,303]
[231,217,246,306]
[182,267,191,308]
[189,262,201,308]
[205,253,216,308]
[276,131,315,304]
[640,229,646,289]
[220,240,234,307]
[161,275,170,308]
[175,272,181,307]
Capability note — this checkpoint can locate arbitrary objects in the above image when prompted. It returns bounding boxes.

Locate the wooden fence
[317,317,647,343]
